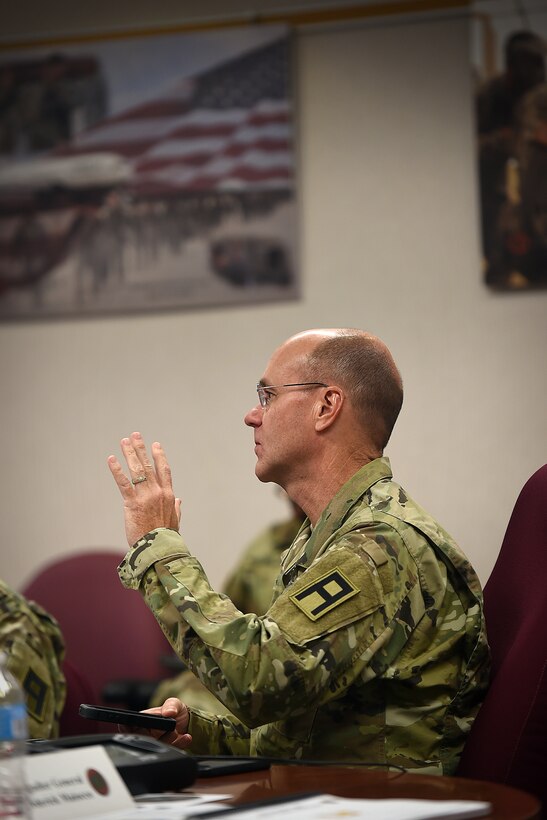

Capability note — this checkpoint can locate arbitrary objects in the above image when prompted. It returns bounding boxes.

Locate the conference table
[192,763,541,819]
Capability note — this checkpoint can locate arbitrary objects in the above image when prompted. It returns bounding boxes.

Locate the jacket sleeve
[118,527,422,729]
[187,708,251,756]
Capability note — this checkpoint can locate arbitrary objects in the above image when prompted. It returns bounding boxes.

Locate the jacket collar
[281,457,392,582]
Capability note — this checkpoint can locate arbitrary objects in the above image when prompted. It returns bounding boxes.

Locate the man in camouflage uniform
[109,329,490,774]
[0,578,66,738]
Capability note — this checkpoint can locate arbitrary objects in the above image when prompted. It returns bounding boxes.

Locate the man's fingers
[161,730,192,749]
[152,441,173,490]
[140,700,191,748]
[120,437,144,476]
[121,435,155,485]
[107,455,134,498]
[130,432,156,476]
[117,434,172,491]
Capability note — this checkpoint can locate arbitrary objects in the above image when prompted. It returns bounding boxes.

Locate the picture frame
[472,4,547,290]
[0,24,299,318]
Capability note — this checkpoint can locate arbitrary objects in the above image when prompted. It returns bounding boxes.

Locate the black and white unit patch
[289,568,359,620]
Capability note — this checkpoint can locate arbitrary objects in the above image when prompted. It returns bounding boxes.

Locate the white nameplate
[25,745,134,819]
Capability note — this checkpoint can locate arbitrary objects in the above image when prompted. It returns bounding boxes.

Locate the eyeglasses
[256,382,327,408]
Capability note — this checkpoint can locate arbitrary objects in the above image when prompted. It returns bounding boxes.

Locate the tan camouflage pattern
[150,668,233,714]
[0,578,66,739]
[150,515,304,712]
[119,457,490,773]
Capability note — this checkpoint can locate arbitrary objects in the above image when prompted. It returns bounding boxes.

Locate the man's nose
[244,405,263,427]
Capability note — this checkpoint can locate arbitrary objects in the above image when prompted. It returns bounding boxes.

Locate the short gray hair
[305,331,403,450]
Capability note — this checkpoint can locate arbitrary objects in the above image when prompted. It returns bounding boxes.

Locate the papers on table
[84,792,493,820]
[86,792,230,819]
[189,794,492,820]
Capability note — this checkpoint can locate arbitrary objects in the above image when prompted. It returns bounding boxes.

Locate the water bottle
[0,653,29,818]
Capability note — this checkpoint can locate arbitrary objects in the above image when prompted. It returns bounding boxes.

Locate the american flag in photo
[56,34,294,193]
[0,34,295,293]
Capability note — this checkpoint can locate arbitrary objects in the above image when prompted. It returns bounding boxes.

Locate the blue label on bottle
[0,704,27,741]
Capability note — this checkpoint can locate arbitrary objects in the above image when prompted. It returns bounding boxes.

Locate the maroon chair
[457,464,547,811]
[59,659,99,736]
[22,550,175,714]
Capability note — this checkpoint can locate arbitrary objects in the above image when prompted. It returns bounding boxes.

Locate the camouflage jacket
[0,578,66,739]
[119,458,490,774]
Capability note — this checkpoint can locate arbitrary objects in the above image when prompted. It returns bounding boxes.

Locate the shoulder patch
[268,545,383,645]
[23,667,49,722]
[289,568,359,621]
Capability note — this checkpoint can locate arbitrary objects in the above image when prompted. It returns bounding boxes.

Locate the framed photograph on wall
[0,25,298,319]
[472,2,547,290]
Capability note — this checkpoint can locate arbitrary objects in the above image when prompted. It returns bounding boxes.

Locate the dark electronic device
[26,733,198,795]
[194,756,271,777]
[79,703,176,732]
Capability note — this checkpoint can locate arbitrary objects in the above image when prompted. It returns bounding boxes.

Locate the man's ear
[315,387,344,432]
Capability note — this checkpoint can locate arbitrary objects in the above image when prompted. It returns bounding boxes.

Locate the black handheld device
[79,703,176,732]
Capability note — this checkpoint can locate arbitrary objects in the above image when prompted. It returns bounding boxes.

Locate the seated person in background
[149,499,305,713]
[223,498,306,616]
[0,578,66,738]
[108,328,490,774]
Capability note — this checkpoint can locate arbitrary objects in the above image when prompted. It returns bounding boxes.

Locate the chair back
[22,550,173,709]
[59,659,99,736]
[457,464,547,810]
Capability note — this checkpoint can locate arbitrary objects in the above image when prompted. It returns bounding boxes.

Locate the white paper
[86,792,231,819]
[209,794,492,820]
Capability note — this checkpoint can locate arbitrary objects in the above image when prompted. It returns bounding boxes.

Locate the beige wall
[1,5,546,594]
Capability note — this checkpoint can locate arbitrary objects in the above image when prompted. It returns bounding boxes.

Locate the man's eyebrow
[257,379,268,387]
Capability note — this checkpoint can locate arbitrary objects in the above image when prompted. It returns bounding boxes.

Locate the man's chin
[255,461,274,484]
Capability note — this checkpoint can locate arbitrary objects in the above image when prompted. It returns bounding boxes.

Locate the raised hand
[108,432,181,546]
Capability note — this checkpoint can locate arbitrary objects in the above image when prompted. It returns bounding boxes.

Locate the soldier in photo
[108,329,490,773]
[510,80,547,286]
[476,30,546,286]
